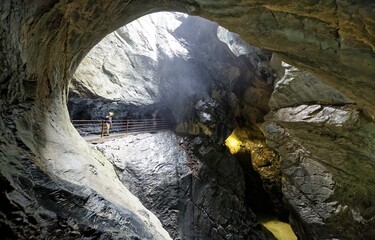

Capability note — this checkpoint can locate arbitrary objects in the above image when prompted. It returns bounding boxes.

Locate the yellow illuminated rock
[261,218,297,240]
[225,132,243,154]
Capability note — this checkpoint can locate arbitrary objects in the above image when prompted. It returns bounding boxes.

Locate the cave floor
[83,130,169,143]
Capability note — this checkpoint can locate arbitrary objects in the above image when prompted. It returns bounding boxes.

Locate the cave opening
[68,11,297,240]
[2,1,374,240]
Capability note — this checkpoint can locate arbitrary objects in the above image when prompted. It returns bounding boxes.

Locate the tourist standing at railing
[152,110,158,130]
[103,112,113,136]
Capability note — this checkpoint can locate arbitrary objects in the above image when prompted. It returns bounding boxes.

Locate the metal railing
[71,118,169,137]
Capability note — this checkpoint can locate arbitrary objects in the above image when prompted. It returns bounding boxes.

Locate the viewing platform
[71,118,169,143]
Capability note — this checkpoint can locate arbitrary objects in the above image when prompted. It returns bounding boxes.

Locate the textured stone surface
[70,12,272,128]
[1,0,375,239]
[75,13,281,239]
[0,103,171,239]
[262,64,375,239]
[71,13,189,105]
[226,127,288,220]
[1,1,375,115]
[269,57,354,110]
[94,131,274,240]
[0,157,160,240]
[94,132,188,239]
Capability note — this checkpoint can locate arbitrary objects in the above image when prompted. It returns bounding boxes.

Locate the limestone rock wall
[200,0,375,118]
[69,12,272,127]
[69,13,282,239]
[0,153,163,239]
[94,132,274,240]
[1,1,374,239]
[0,103,172,239]
[1,1,375,115]
[263,62,375,239]
[71,12,190,105]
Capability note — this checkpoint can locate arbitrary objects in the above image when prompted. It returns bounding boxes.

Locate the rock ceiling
[0,1,374,239]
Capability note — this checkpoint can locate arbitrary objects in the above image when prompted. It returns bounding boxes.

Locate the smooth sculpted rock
[0,157,163,239]
[1,1,375,239]
[2,1,375,115]
[0,102,171,239]
[94,131,274,240]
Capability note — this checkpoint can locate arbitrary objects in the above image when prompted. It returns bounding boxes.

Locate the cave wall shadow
[1,1,375,239]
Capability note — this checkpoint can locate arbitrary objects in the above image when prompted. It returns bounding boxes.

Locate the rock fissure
[2,1,375,239]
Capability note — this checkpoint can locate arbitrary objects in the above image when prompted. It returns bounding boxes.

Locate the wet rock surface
[269,58,354,110]
[0,102,172,240]
[263,66,375,239]
[1,1,374,239]
[69,12,272,127]
[0,162,157,240]
[94,131,275,240]
[70,13,188,105]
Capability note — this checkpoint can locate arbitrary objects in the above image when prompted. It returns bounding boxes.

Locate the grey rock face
[71,13,191,105]
[94,132,187,239]
[262,64,375,239]
[0,100,171,240]
[1,1,375,240]
[0,137,167,240]
[94,131,274,240]
[70,12,272,127]
[70,11,375,240]
[269,60,354,110]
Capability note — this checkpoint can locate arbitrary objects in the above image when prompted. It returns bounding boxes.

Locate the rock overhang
[4,1,373,108]
[1,1,375,239]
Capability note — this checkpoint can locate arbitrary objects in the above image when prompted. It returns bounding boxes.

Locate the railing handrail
[71,118,169,138]
[71,118,167,123]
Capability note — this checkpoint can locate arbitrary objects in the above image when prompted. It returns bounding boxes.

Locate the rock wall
[2,1,374,116]
[0,102,172,239]
[1,1,374,239]
[94,132,274,240]
[0,152,165,239]
[69,12,272,126]
[72,17,375,238]
[70,13,282,239]
[70,13,190,105]
[263,60,375,239]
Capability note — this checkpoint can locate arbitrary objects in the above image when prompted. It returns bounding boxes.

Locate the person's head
[108,112,114,116]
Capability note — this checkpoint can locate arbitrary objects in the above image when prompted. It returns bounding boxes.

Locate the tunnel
[0,1,375,239]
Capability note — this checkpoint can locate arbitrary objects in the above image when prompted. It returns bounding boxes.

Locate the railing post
[101,120,104,137]
[126,120,129,135]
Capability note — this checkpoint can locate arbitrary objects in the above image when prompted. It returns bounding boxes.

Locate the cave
[67,12,293,239]
[1,1,375,240]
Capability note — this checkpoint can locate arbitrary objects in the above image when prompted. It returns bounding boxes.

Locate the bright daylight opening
[69,11,299,240]
[2,2,374,240]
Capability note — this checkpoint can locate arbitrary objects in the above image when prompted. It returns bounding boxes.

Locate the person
[103,112,113,136]
[151,110,158,130]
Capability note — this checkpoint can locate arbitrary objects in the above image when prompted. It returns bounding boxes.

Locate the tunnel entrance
[1,1,374,239]
[68,11,298,240]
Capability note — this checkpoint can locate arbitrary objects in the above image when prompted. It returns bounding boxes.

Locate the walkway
[71,118,169,143]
